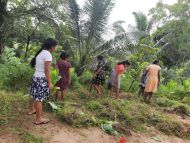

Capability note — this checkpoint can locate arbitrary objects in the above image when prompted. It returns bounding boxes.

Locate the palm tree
[65,0,147,75]
[112,20,126,35]
[0,0,8,54]
[132,11,153,33]
[65,0,115,75]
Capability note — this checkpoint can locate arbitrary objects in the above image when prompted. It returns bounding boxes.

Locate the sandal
[28,111,36,115]
[34,119,50,125]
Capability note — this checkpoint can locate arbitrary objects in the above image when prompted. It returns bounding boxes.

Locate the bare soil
[0,112,190,143]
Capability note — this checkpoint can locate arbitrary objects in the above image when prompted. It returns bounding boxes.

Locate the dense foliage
[0,0,190,141]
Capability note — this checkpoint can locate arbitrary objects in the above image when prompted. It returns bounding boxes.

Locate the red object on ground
[119,137,127,143]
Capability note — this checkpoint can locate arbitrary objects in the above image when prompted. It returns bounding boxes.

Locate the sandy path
[0,112,190,143]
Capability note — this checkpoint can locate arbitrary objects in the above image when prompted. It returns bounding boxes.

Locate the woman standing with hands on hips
[28,38,57,125]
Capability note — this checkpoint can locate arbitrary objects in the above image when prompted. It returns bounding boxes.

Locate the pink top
[114,64,125,75]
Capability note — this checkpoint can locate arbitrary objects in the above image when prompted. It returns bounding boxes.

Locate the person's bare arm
[45,61,53,89]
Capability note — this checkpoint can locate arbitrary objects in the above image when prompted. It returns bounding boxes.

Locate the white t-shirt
[34,50,52,77]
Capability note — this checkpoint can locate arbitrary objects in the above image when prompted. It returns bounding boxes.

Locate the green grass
[0,91,28,127]
[1,89,190,140]
[52,89,190,139]
[21,132,43,143]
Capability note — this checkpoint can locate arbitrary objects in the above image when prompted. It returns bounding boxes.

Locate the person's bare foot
[34,118,50,125]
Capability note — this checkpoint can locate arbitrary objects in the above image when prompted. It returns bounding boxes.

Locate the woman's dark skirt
[92,74,105,86]
[30,76,50,101]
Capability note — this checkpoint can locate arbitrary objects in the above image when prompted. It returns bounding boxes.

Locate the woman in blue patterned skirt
[28,38,57,125]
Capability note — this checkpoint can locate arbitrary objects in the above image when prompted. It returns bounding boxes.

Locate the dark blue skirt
[30,76,50,101]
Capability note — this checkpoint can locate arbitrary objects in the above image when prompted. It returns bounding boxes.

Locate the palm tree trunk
[0,0,8,55]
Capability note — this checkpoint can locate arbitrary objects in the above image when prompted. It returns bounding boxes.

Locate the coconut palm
[65,0,146,75]
[132,11,153,33]
[64,0,115,74]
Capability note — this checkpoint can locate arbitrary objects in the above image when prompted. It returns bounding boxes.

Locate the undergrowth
[1,88,190,140]
[53,89,190,139]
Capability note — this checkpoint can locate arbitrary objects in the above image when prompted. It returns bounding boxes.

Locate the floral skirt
[92,73,105,86]
[30,76,50,101]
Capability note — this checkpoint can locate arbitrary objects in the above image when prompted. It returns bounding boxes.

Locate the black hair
[60,51,69,60]
[97,55,104,61]
[96,55,105,65]
[152,60,159,65]
[117,60,130,66]
[30,38,57,68]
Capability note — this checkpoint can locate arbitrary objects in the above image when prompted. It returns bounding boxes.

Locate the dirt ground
[0,112,190,143]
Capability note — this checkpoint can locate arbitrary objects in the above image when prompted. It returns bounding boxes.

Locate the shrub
[159,80,179,94]
[182,97,190,105]
[183,78,190,91]
[0,63,34,92]
[71,74,82,89]
[79,70,93,85]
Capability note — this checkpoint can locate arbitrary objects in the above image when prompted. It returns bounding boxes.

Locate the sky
[77,0,177,29]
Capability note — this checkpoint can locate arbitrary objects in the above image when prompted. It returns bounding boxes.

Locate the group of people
[28,38,161,125]
[91,56,131,98]
[91,56,161,102]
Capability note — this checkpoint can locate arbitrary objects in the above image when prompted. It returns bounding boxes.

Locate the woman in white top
[28,38,57,125]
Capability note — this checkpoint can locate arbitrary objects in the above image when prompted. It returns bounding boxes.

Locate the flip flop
[28,112,36,115]
[34,119,50,125]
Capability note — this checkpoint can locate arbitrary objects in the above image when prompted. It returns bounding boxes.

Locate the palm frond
[65,0,81,45]
[147,18,154,32]
[153,33,172,47]
[132,12,148,32]
[90,31,147,56]
[112,20,126,34]
[83,0,115,44]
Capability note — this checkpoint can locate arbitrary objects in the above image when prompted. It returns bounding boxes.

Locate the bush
[0,63,34,92]
[120,74,139,93]
[71,74,82,89]
[182,97,190,105]
[183,78,190,91]
[79,70,93,85]
[159,80,179,94]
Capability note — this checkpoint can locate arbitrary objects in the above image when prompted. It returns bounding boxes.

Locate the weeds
[21,132,43,143]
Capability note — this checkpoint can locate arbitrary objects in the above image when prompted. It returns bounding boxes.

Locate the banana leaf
[48,101,61,111]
